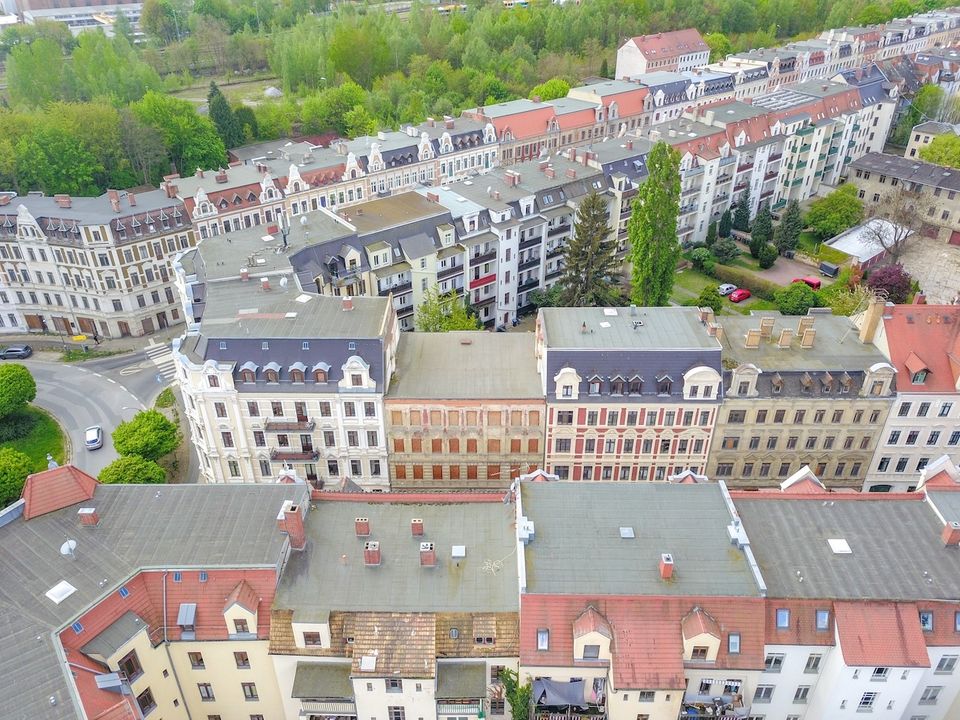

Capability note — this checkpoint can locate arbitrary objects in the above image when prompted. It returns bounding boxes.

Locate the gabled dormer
[681,606,721,663]
[224,580,259,639]
[573,606,612,662]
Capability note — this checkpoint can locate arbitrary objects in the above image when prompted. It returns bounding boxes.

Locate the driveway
[898,241,960,304]
[731,239,828,286]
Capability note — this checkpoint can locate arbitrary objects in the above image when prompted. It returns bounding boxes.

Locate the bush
[775,282,822,315]
[155,387,175,409]
[690,247,713,272]
[697,286,723,313]
[99,454,166,485]
[0,364,36,420]
[0,447,32,508]
[0,409,38,443]
[866,263,912,303]
[758,243,778,269]
[113,409,179,461]
[712,265,781,301]
[711,237,740,264]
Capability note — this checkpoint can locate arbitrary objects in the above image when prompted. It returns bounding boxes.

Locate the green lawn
[1,406,67,473]
[729,254,761,271]
[798,231,820,255]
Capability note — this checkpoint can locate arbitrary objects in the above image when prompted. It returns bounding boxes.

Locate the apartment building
[707,309,897,488]
[704,58,771,101]
[518,480,767,720]
[270,494,519,720]
[537,306,722,482]
[385,332,543,490]
[905,120,959,159]
[173,230,398,487]
[0,189,193,338]
[861,304,960,492]
[849,153,960,244]
[615,28,710,78]
[0,465,307,720]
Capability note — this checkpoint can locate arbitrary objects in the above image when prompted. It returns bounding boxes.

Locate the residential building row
[7,457,960,720]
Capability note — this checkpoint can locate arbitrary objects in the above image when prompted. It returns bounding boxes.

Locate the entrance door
[118,321,131,337]
[99,321,110,338]
[78,317,96,334]
[141,317,155,334]
[156,311,168,329]
[52,316,70,333]
[25,314,44,330]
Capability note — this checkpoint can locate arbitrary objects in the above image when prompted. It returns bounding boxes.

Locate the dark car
[0,345,32,359]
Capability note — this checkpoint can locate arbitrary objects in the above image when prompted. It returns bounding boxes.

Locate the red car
[792,276,822,290]
[729,288,752,303]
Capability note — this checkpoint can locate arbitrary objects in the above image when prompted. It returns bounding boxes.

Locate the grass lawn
[798,231,820,255]
[1,406,67,473]
[728,297,778,315]
[729,254,761,271]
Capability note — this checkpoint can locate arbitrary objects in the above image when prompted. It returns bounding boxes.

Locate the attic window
[450,628,460,639]
[912,370,928,384]
[537,629,550,651]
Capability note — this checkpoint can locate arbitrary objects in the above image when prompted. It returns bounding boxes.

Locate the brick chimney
[411,518,424,536]
[565,168,577,179]
[427,192,440,203]
[531,95,542,103]
[277,501,306,550]
[545,168,556,179]
[0,194,11,206]
[342,296,354,312]
[54,194,72,209]
[659,553,675,579]
[420,542,436,567]
[128,192,137,207]
[163,181,179,199]
[858,297,885,344]
[260,277,271,292]
[240,268,250,282]
[77,507,99,527]
[626,139,634,150]
[942,521,960,546]
[444,116,455,129]
[364,541,381,566]
[355,517,370,537]
[107,189,121,213]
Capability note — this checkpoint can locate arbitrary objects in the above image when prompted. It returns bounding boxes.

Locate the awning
[292,662,354,699]
[533,678,586,708]
[436,662,487,699]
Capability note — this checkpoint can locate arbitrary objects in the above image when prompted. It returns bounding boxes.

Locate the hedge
[713,265,781,301]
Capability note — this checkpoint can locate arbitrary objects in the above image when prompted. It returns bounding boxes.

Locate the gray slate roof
[520,482,762,597]
[850,152,960,192]
[80,611,147,661]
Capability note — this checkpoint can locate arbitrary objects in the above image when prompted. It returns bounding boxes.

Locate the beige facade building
[707,309,897,488]
[904,120,958,159]
[385,332,545,490]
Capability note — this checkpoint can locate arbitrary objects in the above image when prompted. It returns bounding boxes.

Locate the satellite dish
[60,539,77,557]
[279,277,288,288]
[300,216,308,226]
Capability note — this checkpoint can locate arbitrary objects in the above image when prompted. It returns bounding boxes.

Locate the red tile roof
[834,601,930,667]
[764,599,836,647]
[681,606,721,639]
[883,305,960,393]
[629,29,708,61]
[224,579,259,613]
[573,605,612,639]
[21,465,98,520]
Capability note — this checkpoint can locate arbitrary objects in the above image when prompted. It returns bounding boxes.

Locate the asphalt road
[23,357,148,477]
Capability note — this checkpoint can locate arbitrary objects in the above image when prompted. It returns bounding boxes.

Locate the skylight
[45,580,77,605]
[828,538,852,554]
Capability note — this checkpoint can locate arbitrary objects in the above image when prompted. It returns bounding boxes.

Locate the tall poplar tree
[558,191,620,307]
[627,141,681,307]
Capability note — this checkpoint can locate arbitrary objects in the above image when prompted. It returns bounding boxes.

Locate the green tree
[733,187,751,232]
[711,237,740,264]
[140,0,183,43]
[207,81,244,148]
[919,134,960,169]
[112,12,135,44]
[0,364,36,419]
[689,247,714,274]
[705,221,718,248]
[719,209,733,238]
[758,242,778,269]
[529,77,570,101]
[0,447,32,508]
[415,286,482,332]
[775,199,803,254]
[750,204,773,258]
[71,32,161,105]
[15,125,103,196]
[704,32,732,62]
[697,285,723,313]
[558,191,621,306]
[6,37,72,107]
[344,105,377,138]
[499,669,532,720]
[118,109,169,186]
[234,105,260,141]
[528,284,562,308]
[628,141,682,306]
[600,57,609,78]
[99,454,166,485]
[301,82,368,136]
[774,282,821,315]
[131,91,226,176]
[112,409,180,462]
[805,183,863,239]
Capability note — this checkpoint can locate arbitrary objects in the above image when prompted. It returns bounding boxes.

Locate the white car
[717,283,738,296]
[85,426,103,450]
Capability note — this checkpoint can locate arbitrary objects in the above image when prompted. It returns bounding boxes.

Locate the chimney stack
[411,518,424,536]
[659,553,674,579]
[54,194,72,209]
[626,139,634,150]
[858,297,885,344]
[240,267,250,282]
[164,182,179,199]
[0,194,10,206]
[363,541,381,566]
[107,189,120,213]
[260,277,271,292]
[77,507,99,527]
[355,517,370,537]
[342,296,354,312]
[420,542,437,567]
[277,501,306,550]
[128,192,137,207]
[942,521,960,546]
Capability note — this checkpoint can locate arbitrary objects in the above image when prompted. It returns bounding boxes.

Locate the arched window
[314,369,327,383]
[265,369,279,383]
[241,370,255,383]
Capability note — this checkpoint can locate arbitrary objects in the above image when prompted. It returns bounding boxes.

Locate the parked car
[717,283,737,296]
[729,288,752,303]
[792,276,822,290]
[0,345,32,359]
[84,426,103,450]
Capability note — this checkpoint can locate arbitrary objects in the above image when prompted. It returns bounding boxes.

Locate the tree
[690,247,714,274]
[207,81,244,149]
[862,189,919,263]
[697,285,723,313]
[234,105,259,142]
[806,183,864,240]
[529,77,570,101]
[628,141,682,307]
[415,286,482,332]
[0,447,32,508]
[499,668,532,720]
[919,134,960,169]
[112,409,180,462]
[558,191,621,306]
[99,454,166,485]
[131,92,226,176]
[528,284,562,308]
[711,237,740,264]
[866,263,913,303]
[758,242,779,269]
[118,109,169,185]
[6,37,72,107]
[705,222,718,248]
[733,187,751,232]
[71,31,161,105]
[599,58,609,78]
[774,282,821,315]
[140,0,183,44]
[719,209,733,238]
[15,125,103,196]
[704,32,732,62]
[301,82,368,136]
[344,105,377,139]
[775,200,803,254]
[0,364,37,420]
[750,204,773,257]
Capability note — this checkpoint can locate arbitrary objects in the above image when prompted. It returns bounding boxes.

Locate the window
[207,374,219,388]
[793,686,809,704]
[235,651,251,669]
[765,654,784,672]
[242,682,258,701]
[583,644,600,659]
[198,683,215,701]
[221,431,234,448]
[388,707,406,720]
[722,436,739,450]
[805,654,822,673]
[637,691,655,702]
[136,688,156,715]
[691,646,709,660]
[859,692,877,710]
[906,430,919,445]
[919,686,941,705]
[387,678,403,693]
[214,402,227,418]
[491,699,506,715]
[776,608,790,629]
[898,402,912,417]
[754,685,774,703]
[234,618,250,635]
[728,633,741,654]
[936,656,957,674]
[816,609,830,630]
[557,411,573,425]
[872,667,889,681]
[537,629,549,650]
[728,410,746,423]
[940,402,953,417]
[119,650,143,681]
[920,611,934,632]
[189,652,205,669]
[928,431,941,446]
[71,622,83,634]
[303,632,322,645]
[913,370,928,384]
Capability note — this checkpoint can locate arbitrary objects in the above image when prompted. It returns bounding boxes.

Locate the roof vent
[355,517,370,537]
[827,538,852,554]
[420,542,437,567]
[619,526,635,539]
[363,541,381,566]
[451,545,466,559]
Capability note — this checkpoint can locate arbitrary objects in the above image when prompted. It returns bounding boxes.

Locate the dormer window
[691,646,709,660]
[241,370,255,383]
[315,370,327,382]
[207,375,219,388]
[912,370,928,384]
[629,377,643,394]
[657,376,673,395]
[588,377,602,395]
[291,369,304,383]
[610,377,625,395]
[265,369,279,383]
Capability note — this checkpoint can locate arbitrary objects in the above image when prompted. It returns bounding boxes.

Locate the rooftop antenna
[60,539,77,559]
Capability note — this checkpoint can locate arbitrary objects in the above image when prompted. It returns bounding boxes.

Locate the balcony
[716,173,733,184]
[681,187,700,198]
[379,280,412,296]
[519,235,542,250]
[471,248,496,265]
[545,267,563,280]
[265,419,315,432]
[469,273,496,290]
[737,162,754,173]
[546,246,564,260]
[734,182,748,192]
[680,690,749,720]
[519,276,540,291]
[547,224,571,237]
[270,448,319,462]
[533,679,605,720]
[768,153,783,162]
[438,264,462,280]
[519,255,541,270]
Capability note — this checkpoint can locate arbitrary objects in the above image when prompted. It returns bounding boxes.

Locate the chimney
[127,192,136,207]
[411,518,424,536]
[494,190,501,201]
[77,507,99,527]
[54,194,71,209]
[858,297,885,344]
[545,168,556,179]
[444,116,455,129]
[355,517,370,537]
[240,267,250,282]
[364,541,381,566]
[0,194,10,206]
[532,95,542,103]
[215,169,228,184]
[342,296,354,312]
[107,189,120,213]
[539,160,549,171]
[277,501,306,551]
[420,541,437,567]
[626,139,633,150]
[164,181,179,199]
[942,521,960,546]
[260,277,271,292]
[427,192,440,203]
[427,117,436,127]
[197,168,204,178]
[565,168,577,179]
[659,553,674,579]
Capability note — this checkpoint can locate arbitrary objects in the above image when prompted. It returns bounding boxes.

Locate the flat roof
[539,306,719,350]
[734,495,960,600]
[478,99,550,119]
[704,100,773,123]
[346,193,448,236]
[389,332,541,400]
[827,218,906,263]
[521,482,761,597]
[275,499,519,615]
[414,186,487,218]
[291,662,353,699]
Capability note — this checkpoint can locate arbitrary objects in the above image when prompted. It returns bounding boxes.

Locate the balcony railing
[265,419,315,432]
[519,256,541,270]
[379,281,412,296]
[519,277,540,291]
[270,449,319,462]
[546,246,564,259]
[438,702,482,715]
[469,273,497,290]
[471,249,496,265]
[438,264,462,280]
[301,700,357,715]
[547,224,571,237]
[519,235,542,250]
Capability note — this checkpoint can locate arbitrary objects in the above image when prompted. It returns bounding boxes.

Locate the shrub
[0,447,32,507]
[866,263,913,303]
[0,364,37,420]
[711,237,740,264]
[0,409,38,443]
[154,387,175,409]
[697,286,723,313]
[112,409,179,461]
[775,282,821,315]
[712,265,781,301]
[758,243,778,269]
[99,454,166,484]
[690,247,713,272]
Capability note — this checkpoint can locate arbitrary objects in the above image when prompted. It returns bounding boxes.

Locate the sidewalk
[0,325,184,356]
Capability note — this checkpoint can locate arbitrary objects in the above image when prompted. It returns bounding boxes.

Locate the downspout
[161,570,194,720]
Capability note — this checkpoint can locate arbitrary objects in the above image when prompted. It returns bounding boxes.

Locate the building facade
[615,29,710,78]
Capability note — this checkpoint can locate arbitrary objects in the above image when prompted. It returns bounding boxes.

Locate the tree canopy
[866,263,913,303]
[558,191,621,307]
[99,454,167,485]
[805,183,863,240]
[0,364,37,420]
[112,409,180,462]
[0,447,32,508]
[131,92,226,176]
[415,286,482,332]
[774,281,821,315]
[919,134,960,169]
